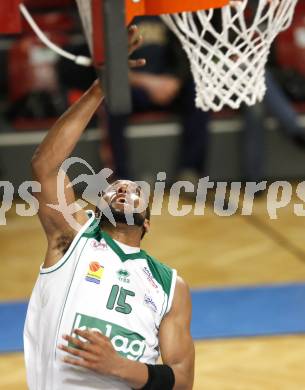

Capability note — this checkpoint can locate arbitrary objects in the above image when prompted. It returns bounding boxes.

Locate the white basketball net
[162,0,298,112]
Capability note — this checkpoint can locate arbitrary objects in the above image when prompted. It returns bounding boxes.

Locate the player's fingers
[58,344,99,362]
[129,59,146,68]
[91,330,107,340]
[128,25,139,43]
[62,334,97,352]
[74,329,104,344]
[128,35,143,54]
[63,356,97,370]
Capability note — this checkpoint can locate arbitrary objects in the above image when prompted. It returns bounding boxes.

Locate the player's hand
[128,25,146,69]
[58,329,122,375]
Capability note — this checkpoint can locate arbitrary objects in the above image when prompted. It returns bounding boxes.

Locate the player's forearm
[172,365,193,390]
[111,357,148,389]
[32,80,104,177]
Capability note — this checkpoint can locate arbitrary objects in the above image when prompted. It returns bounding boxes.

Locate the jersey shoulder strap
[82,212,102,241]
[144,254,177,314]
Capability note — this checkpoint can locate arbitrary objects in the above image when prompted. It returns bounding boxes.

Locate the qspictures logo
[71,313,146,361]
[3,157,305,230]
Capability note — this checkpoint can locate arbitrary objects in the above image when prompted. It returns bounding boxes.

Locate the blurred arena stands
[1,0,305,187]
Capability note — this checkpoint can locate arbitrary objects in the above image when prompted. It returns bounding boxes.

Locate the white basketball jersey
[24,211,177,390]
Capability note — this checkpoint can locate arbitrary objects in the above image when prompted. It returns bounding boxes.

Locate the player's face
[102,180,148,216]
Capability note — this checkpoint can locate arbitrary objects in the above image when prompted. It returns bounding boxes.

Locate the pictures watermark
[1,157,305,228]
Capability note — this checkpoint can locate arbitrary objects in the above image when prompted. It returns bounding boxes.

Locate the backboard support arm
[98,0,132,114]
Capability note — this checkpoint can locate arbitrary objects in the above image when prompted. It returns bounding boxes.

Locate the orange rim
[126,0,229,24]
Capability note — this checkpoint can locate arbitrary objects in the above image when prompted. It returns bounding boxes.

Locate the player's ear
[143,218,150,235]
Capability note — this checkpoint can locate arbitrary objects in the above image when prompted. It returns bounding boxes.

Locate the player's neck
[102,224,141,248]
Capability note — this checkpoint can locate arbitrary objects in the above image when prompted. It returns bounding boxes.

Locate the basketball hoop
[162,0,298,111]
[74,0,297,112]
[18,0,298,112]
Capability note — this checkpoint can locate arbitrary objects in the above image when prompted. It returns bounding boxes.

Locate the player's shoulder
[175,276,191,297]
[170,275,192,316]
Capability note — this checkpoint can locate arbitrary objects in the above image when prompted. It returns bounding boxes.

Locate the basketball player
[24,26,194,390]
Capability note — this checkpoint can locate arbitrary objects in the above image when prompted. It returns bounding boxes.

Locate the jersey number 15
[106,285,135,315]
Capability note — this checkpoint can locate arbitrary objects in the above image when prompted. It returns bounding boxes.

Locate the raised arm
[32,81,104,267]
[32,82,103,267]
[32,26,145,268]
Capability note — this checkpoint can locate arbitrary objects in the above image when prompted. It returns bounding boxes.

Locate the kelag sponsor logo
[71,313,146,361]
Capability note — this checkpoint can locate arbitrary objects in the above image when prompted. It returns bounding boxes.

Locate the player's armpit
[159,276,195,390]
[32,165,88,267]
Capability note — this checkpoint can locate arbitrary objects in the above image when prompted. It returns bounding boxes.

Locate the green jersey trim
[58,214,177,312]
[145,255,173,298]
[101,230,147,262]
[166,269,177,315]
[82,215,146,262]
[82,213,102,240]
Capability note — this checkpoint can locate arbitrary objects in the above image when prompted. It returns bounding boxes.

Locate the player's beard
[97,205,145,228]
